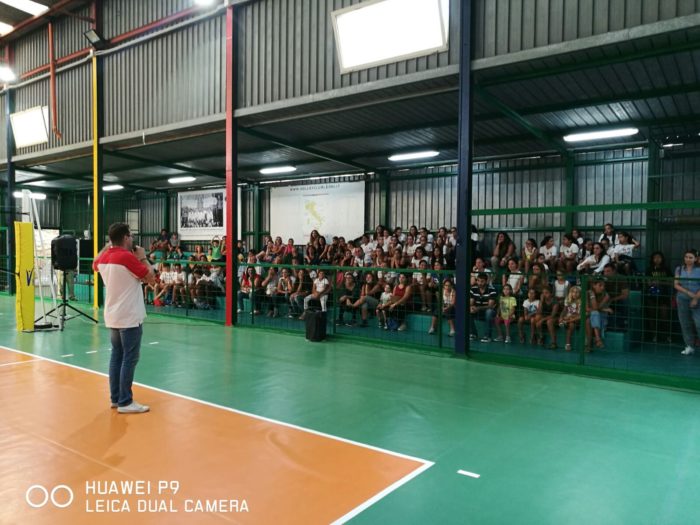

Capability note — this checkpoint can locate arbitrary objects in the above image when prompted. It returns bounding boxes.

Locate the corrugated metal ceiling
[11,21,700,189]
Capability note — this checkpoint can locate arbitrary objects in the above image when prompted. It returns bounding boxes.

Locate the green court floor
[1,295,699,524]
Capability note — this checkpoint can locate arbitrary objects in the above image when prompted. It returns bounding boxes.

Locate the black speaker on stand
[41,235,98,330]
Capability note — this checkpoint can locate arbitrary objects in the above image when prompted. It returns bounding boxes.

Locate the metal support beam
[647,140,661,253]
[480,38,700,87]
[104,150,224,178]
[91,0,104,308]
[475,86,569,157]
[225,5,238,327]
[240,128,373,172]
[379,171,390,228]
[253,183,262,250]
[564,155,575,234]
[455,0,473,357]
[4,70,16,295]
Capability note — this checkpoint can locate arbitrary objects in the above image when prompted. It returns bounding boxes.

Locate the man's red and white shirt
[93,246,149,328]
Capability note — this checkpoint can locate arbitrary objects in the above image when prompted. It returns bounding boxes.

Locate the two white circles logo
[25,485,74,509]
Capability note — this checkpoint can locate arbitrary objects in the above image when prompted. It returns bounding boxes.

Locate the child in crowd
[376,283,394,329]
[553,271,570,306]
[534,286,560,349]
[539,236,558,269]
[154,263,174,305]
[429,278,456,336]
[586,278,612,351]
[172,263,186,307]
[518,288,540,344]
[559,286,582,351]
[521,238,538,274]
[557,234,579,273]
[494,284,517,343]
[502,257,524,298]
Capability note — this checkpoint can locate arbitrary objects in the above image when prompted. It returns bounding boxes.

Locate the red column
[224,5,236,327]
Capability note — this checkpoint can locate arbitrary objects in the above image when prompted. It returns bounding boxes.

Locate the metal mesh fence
[466,267,700,381]
[234,263,457,352]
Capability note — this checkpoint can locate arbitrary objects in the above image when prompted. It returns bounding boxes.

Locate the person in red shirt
[93,223,155,414]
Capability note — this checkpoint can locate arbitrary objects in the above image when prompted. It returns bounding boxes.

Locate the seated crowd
[140,223,700,356]
[237,225,460,335]
[144,230,228,309]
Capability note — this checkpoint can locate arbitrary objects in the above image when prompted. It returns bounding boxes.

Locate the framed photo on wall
[177,189,226,240]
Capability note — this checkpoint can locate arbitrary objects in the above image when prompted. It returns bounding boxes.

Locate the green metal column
[4,69,16,295]
[91,0,105,308]
[565,155,575,234]
[254,184,262,249]
[163,191,170,233]
[380,171,390,228]
[646,142,660,253]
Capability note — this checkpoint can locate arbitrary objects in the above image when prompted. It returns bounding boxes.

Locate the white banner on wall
[270,181,365,242]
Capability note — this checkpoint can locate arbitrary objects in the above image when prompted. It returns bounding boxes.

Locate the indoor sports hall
[1,1,700,523]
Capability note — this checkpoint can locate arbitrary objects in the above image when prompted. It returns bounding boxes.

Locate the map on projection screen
[270,181,365,243]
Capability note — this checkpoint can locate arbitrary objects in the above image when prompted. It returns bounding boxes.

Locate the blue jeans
[470,308,496,338]
[677,295,700,348]
[109,325,143,407]
[590,311,608,334]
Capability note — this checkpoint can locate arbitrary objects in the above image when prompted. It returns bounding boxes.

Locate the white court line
[457,469,480,479]
[60,354,74,358]
[86,351,97,354]
[148,342,159,345]
[0,359,41,368]
[0,345,435,522]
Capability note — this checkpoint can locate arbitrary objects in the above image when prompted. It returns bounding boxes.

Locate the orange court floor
[0,346,430,524]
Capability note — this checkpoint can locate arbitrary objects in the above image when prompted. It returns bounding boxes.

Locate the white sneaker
[397,323,407,331]
[505,336,511,343]
[469,334,478,341]
[681,346,695,356]
[428,327,436,334]
[494,336,504,342]
[448,330,455,337]
[117,401,150,414]
[480,336,491,343]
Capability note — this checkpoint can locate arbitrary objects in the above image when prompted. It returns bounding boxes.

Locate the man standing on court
[93,223,155,414]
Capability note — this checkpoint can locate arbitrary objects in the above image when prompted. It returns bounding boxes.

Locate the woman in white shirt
[539,236,558,269]
[557,234,579,274]
[611,231,640,275]
[577,242,610,274]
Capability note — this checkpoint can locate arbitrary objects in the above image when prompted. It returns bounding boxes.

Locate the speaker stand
[41,275,98,331]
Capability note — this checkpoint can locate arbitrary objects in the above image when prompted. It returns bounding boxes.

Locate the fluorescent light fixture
[103,184,124,191]
[332,0,449,73]
[0,65,17,82]
[0,22,13,36]
[563,127,638,143]
[259,166,297,175]
[662,143,683,148]
[0,0,49,16]
[388,150,440,162]
[10,106,50,148]
[168,176,196,184]
[13,191,46,200]
[194,0,217,5]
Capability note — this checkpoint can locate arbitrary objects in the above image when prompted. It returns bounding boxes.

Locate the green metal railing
[234,262,457,353]
[467,268,700,386]
[0,227,8,295]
